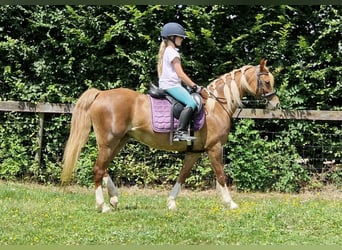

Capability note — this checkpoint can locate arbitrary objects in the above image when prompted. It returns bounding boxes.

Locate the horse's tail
[61,88,100,185]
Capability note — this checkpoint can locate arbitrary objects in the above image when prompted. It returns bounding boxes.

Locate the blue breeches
[165,86,197,110]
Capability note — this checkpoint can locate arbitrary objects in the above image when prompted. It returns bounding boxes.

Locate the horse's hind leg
[94,145,113,213]
[94,137,128,213]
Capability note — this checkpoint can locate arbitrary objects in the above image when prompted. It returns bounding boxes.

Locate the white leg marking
[106,175,118,197]
[103,176,109,186]
[95,186,111,213]
[106,175,119,209]
[109,196,119,209]
[167,182,181,210]
[167,197,177,210]
[216,181,238,209]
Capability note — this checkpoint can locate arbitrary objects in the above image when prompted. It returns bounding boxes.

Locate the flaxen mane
[206,66,256,114]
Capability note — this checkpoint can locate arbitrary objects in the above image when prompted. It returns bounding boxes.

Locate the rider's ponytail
[157,40,167,78]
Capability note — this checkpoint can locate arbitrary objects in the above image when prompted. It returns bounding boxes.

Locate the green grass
[0,181,341,245]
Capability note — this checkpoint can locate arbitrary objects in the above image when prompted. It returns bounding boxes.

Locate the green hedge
[0,5,341,191]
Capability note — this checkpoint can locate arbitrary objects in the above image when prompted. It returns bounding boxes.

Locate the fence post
[35,113,45,167]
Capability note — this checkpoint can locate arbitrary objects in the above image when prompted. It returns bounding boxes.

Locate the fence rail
[0,100,341,168]
[1,101,341,121]
[0,101,73,114]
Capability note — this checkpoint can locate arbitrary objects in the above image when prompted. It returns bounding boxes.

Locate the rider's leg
[166,86,197,141]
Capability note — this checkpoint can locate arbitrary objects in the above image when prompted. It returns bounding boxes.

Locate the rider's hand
[192,84,202,93]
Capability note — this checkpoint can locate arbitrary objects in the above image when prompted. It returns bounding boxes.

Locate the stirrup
[173,131,196,142]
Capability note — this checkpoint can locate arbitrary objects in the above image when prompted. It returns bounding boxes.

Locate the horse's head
[247,59,280,109]
[205,59,280,114]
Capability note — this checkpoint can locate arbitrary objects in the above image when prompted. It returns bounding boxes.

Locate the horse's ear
[260,58,267,71]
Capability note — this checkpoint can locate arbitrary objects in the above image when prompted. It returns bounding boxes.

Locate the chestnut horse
[61,59,279,213]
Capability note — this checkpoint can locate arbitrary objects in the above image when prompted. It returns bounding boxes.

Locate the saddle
[147,84,205,144]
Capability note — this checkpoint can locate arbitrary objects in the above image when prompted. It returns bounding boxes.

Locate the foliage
[0,113,37,180]
[0,5,341,190]
[226,119,310,192]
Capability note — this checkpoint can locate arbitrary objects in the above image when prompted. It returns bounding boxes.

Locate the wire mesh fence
[0,105,341,190]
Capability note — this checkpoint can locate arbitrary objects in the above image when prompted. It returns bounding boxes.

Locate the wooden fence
[1,100,341,120]
[0,100,341,167]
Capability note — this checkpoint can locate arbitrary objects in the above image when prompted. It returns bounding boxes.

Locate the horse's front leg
[168,152,201,210]
[208,145,238,209]
[216,181,238,209]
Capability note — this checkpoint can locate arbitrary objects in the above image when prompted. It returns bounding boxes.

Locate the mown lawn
[0,181,341,245]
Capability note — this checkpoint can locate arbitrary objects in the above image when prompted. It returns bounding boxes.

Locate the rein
[204,88,227,104]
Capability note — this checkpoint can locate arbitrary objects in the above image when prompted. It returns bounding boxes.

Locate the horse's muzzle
[267,95,280,110]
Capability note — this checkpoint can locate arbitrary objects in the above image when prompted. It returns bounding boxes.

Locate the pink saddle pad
[149,95,205,133]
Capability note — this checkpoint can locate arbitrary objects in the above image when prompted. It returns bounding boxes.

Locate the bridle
[206,65,277,106]
[255,66,277,101]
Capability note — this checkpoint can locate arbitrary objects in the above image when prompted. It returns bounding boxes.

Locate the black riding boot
[173,107,196,141]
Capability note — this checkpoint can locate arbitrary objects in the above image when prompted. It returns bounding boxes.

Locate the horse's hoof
[168,204,177,210]
[96,203,103,213]
[102,205,111,213]
[110,196,118,209]
[167,197,177,210]
[230,201,239,210]
[96,202,111,213]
